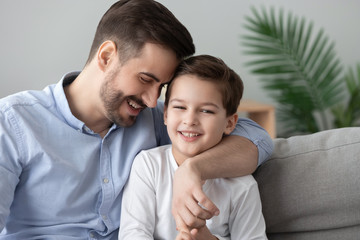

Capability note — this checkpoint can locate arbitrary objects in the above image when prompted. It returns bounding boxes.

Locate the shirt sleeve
[214,234,230,240]
[119,151,157,240]
[0,109,22,230]
[231,117,274,166]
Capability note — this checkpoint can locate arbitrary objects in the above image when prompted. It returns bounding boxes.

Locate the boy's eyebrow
[201,102,220,109]
[140,72,160,83]
[170,98,220,109]
[169,98,184,103]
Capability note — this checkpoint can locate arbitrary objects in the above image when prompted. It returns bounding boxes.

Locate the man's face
[100,43,178,127]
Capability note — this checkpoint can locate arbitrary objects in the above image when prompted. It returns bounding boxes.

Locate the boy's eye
[201,109,214,114]
[173,105,185,110]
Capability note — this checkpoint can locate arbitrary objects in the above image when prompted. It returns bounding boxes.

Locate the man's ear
[97,41,117,71]
[224,113,238,135]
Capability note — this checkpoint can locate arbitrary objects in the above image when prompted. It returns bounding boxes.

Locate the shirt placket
[98,137,115,232]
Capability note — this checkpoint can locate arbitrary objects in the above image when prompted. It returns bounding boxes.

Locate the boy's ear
[164,106,168,125]
[224,113,238,135]
[97,40,117,71]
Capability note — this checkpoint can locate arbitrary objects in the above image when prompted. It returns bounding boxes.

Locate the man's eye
[173,106,185,110]
[140,77,151,83]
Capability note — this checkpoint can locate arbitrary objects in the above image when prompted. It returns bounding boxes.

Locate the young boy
[119,55,267,239]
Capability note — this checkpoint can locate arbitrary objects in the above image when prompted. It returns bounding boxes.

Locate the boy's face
[164,75,237,164]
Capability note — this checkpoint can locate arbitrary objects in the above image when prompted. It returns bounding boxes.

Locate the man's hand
[172,159,219,230]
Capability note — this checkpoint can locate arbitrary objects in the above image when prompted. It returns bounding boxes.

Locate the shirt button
[103,178,109,183]
[102,215,108,220]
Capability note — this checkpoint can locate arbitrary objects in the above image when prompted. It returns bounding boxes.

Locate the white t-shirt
[119,145,267,240]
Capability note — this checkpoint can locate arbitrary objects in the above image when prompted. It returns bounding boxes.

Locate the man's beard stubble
[100,76,136,128]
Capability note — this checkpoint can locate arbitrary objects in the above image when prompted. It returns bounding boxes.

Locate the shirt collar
[54,71,121,135]
[54,71,87,132]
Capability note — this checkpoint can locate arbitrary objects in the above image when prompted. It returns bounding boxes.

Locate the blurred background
[0,0,359,136]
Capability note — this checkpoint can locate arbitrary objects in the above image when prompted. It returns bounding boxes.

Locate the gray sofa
[253,127,360,240]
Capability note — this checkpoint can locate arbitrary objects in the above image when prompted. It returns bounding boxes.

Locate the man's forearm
[184,135,258,181]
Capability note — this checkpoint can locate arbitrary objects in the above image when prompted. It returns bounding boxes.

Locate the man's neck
[64,70,112,137]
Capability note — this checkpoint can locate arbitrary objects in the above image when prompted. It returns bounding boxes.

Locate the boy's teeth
[181,132,199,137]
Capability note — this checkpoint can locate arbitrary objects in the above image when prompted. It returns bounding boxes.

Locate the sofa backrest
[254,127,360,240]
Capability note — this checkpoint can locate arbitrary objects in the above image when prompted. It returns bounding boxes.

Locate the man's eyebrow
[140,72,160,83]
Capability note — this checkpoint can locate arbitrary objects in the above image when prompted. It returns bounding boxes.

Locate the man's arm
[172,118,274,230]
[0,112,22,231]
[186,135,258,179]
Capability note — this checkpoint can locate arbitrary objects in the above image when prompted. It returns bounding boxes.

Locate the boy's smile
[164,74,236,165]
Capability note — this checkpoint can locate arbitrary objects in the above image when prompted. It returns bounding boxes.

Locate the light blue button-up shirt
[0,72,273,239]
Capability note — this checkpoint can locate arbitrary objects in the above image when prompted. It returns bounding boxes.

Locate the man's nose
[142,86,160,108]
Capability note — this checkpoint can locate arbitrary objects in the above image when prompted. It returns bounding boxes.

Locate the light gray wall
[1,0,359,133]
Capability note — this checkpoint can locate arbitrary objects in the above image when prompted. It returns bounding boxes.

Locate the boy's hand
[175,225,218,240]
[172,160,219,230]
[190,225,218,240]
[175,229,194,240]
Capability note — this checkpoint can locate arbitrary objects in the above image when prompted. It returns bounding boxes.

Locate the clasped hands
[172,160,219,240]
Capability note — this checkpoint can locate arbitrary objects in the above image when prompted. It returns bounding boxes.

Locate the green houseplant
[242,6,360,136]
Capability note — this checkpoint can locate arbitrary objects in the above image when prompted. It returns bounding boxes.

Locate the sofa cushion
[253,127,360,240]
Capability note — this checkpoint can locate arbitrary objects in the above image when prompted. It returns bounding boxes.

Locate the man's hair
[86,0,195,65]
[165,55,244,116]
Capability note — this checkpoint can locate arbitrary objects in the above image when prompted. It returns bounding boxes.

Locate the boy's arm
[119,153,157,239]
[228,179,267,239]
[172,118,274,230]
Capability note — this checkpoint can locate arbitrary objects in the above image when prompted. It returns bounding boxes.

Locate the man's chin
[113,116,137,127]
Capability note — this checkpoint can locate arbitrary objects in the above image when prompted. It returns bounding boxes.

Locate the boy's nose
[183,111,198,126]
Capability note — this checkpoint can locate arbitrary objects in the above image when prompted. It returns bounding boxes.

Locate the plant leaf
[242,6,344,133]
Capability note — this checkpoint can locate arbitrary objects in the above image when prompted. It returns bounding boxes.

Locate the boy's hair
[86,0,195,65]
[165,55,244,116]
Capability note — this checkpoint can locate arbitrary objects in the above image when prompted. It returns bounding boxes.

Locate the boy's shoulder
[206,174,258,194]
[134,144,173,167]
[139,144,172,156]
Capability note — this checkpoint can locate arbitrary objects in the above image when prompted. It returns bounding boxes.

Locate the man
[0,0,273,239]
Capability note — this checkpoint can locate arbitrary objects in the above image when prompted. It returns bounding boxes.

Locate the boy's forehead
[173,74,220,88]
[172,75,220,94]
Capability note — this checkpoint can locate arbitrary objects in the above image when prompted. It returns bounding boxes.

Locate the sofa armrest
[254,127,360,240]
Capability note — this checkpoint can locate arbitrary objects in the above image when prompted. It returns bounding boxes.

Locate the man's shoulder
[149,100,165,115]
[0,86,56,114]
